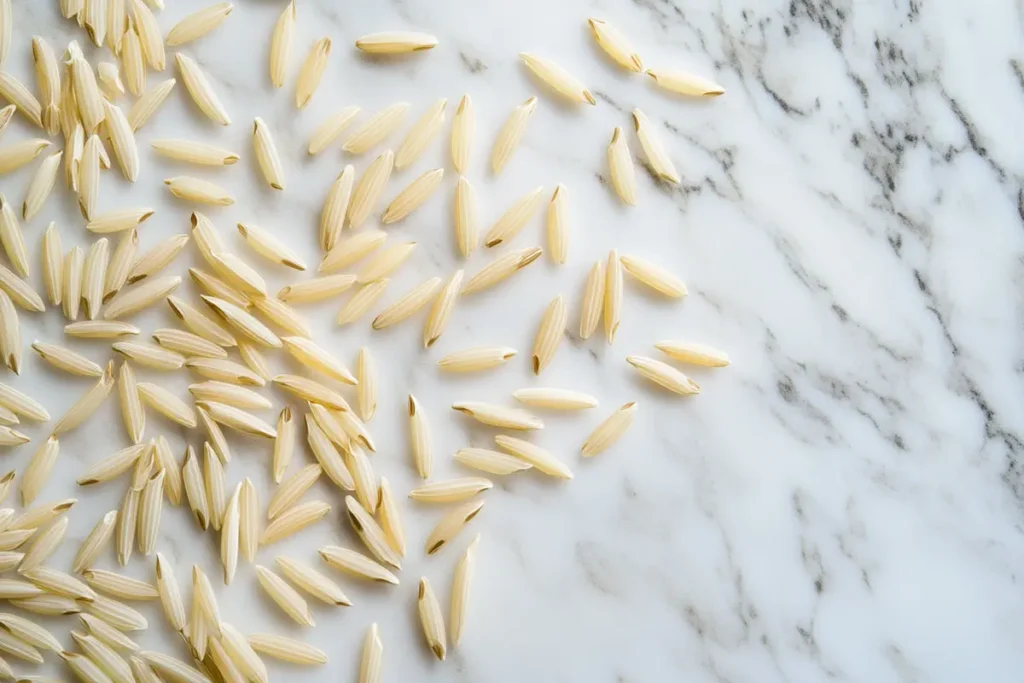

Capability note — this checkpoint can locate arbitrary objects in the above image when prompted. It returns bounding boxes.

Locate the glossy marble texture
[2,0,1022,681]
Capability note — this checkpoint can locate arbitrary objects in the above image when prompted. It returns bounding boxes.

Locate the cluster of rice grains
[0,1,731,680]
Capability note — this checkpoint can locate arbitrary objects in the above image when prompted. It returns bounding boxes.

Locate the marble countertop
[3,0,1022,681]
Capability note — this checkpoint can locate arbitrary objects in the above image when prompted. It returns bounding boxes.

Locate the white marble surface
[2,0,1023,681]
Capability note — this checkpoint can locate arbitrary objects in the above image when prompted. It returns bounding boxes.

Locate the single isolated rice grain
[491,96,536,174]
[259,500,330,547]
[281,336,356,385]
[546,184,569,264]
[0,72,42,128]
[239,477,259,563]
[221,482,241,584]
[451,401,542,430]
[454,448,532,475]
[513,387,597,410]
[82,568,158,600]
[199,400,277,438]
[275,556,350,606]
[53,362,115,434]
[645,66,725,97]
[19,435,60,506]
[204,443,227,530]
[269,1,295,88]
[64,321,141,339]
[308,106,359,156]
[115,487,139,566]
[359,623,383,683]
[104,230,139,303]
[42,222,62,306]
[21,151,62,220]
[248,633,327,665]
[82,237,110,320]
[237,222,306,270]
[113,342,184,370]
[632,108,680,183]
[72,510,117,573]
[267,463,320,520]
[318,546,398,585]
[654,340,730,367]
[155,552,186,632]
[88,208,154,235]
[451,94,474,174]
[126,78,176,131]
[0,291,19,371]
[343,102,409,155]
[425,499,484,555]
[494,434,572,479]
[295,37,331,109]
[483,185,544,248]
[185,357,262,385]
[604,249,622,343]
[423,269,463,347]
[453,175,479,258]
[355,31,437,53]
[409,477,493,503]
[408,394,432,479]
[130,0,164,71]
[150,139,239,166]
[376,477,406,556]
[137,382,196,428]
[272,407,295,484]
[382,168,444,224]
[166,2,233,46]
[336,279,389,325]
[152,328,226,359]
[277,274,356,304]
[356,347,376,421]
[0,193,30,277]
[319,165,354,252]
[581,401,638,456]
[77,444,146,486]
[104,100,139,181]
[607,127,637,205]
[531,294,566,374]
[519,53,595,105]
[371,276,441,330]
[626,355,700,395]
[395,98,446,169]
[103,275,182,320]
[619,253,687,297]
[346,150,395,229]
[164,176,234,205]
[437,346,517,373]
[588,18,644,72]
[318,229,386,273]
[32,341,103,377]
[417,577,447,660]
[461,246,542,295]
[252,116,285,190]
[255,565,314,626]
[181,445,209,529]
[356,241,417,284]
[122,21,146,96]
[175,53,230,125]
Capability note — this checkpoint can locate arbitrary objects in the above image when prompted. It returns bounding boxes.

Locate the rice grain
[295,38,330,109]
[425,500,484,555]
[581,401,637,456]
[343,103,408,155]
[166,2,233,46]
[395,98,446,169]
[269,1,295,88]
[175,53,229,125]
[347,150,394,229]
[491,96,536,174]
[308,107,359,156]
